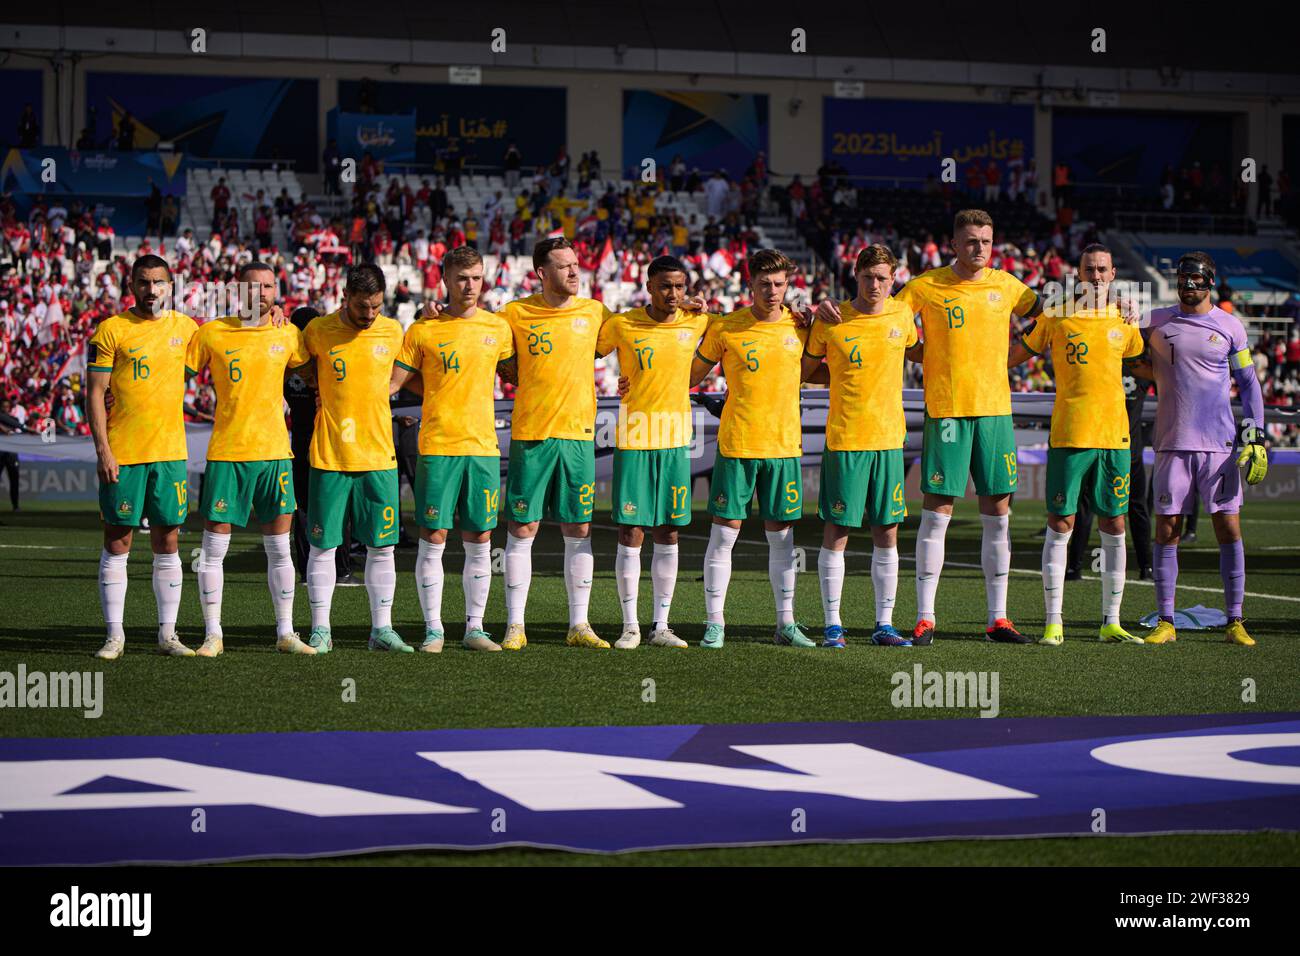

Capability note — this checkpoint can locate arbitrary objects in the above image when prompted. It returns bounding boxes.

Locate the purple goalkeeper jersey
[1143,305,1249,452]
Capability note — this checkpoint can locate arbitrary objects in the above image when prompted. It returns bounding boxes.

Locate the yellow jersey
[596,307,713,450]
[1022,305,1144,449]
[697,306,809,459]
[805,299,917,451]
[396,311,515,457]
[87,309,198,465]
[185,316,310,462]
[895,266,1037,418]
[500,294,612,441]
[303,312,404,472]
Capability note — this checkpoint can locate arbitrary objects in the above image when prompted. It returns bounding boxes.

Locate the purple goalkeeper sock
[1219,540,1245,620]
[1154,543,1179,618]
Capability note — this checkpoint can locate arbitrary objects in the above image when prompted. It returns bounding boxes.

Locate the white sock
[416,538,446,632]
[365,545,396,629]
[872,545,899,626]
[306,545,337,630]
[563,535,594,628]
[152,551,183,639]
[817,547,845,627]
[462,540,492,632]
[1042,527,1071,626]
[504,532,534,626]
[981,513,1011,626]
[616,544,641,627]
[915,509,950,622]
[197,529,230,637]
[98,549,128,640]
[651,542,678,630]
[1100,530,1127,625]
[704,524,738,625]
[766,527,797,628]
[263,533,295,637]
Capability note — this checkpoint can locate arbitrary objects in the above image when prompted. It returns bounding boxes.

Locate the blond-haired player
[390,246,514,652]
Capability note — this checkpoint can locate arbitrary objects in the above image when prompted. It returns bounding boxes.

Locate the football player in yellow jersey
[496,237,613,650]
[390,246,514,652]
[87,255,199,659]
[692,249,821,649]
[301,264,413,654]
[183,262,317,657]
[821,209,1042,645]
[802,245,918,649]
[1007,244,1146,646]
[596,256,709,650]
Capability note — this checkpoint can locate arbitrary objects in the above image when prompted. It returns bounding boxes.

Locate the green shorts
[613,446,692,527]
[307,467,400,549]
[506,438,595,524]
[1047,448,1131,517]
[202,459,295,526]
[708,455,803,522]
[819,449,907,527]
[416,455,501,531]
[99,460,189,528]
[921,414,1018,497]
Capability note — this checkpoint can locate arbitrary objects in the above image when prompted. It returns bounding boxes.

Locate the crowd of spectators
[2,147,1298,446]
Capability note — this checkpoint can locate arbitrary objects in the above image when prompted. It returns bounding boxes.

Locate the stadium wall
[4,49,1296,191]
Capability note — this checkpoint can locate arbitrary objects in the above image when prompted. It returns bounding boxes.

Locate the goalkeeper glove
[1237,443,1268,485]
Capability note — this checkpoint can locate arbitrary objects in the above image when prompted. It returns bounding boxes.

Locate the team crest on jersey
[888,326,903,339]
[372,344,391,357]
[169,336,184,347]
[1108,328,1123,342]
[1053,492,1065,505]
[483,336,496,346]
[1159,493,1172,505]
[929,471,944,485]
[512,499,528,516]
[830,500,846,517]
[425,505,440,521]
[622,501,637,517]
[987,292,1002,304]
[214,498,228,514]
[117,501,132,516]
[714,493,728,508]
[783,335,800,351]
[1208,333,1223,345]
[311,524,323,539]
[572,317,590,331]
[269,343,286,354]
[677,330,693,342]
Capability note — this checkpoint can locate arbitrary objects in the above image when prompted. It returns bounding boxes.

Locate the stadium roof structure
[4,2,1299,96]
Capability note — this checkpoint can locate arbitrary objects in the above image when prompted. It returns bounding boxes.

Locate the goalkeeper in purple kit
[1140,252,1267,647]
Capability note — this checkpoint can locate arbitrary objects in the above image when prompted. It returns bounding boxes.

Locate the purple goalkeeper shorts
[1154,450,1242,515]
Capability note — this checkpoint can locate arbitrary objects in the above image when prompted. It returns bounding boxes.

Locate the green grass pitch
[2,498,1298,866]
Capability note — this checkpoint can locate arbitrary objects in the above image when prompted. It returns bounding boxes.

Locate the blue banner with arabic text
[329,110,416,164]
[823,97,1033,185]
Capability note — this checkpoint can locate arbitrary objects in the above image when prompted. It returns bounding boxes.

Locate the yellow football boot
[1143,620,1177,644]
[501,623,527,651]
[565,623,610,649]
[1225,620,1256,647]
